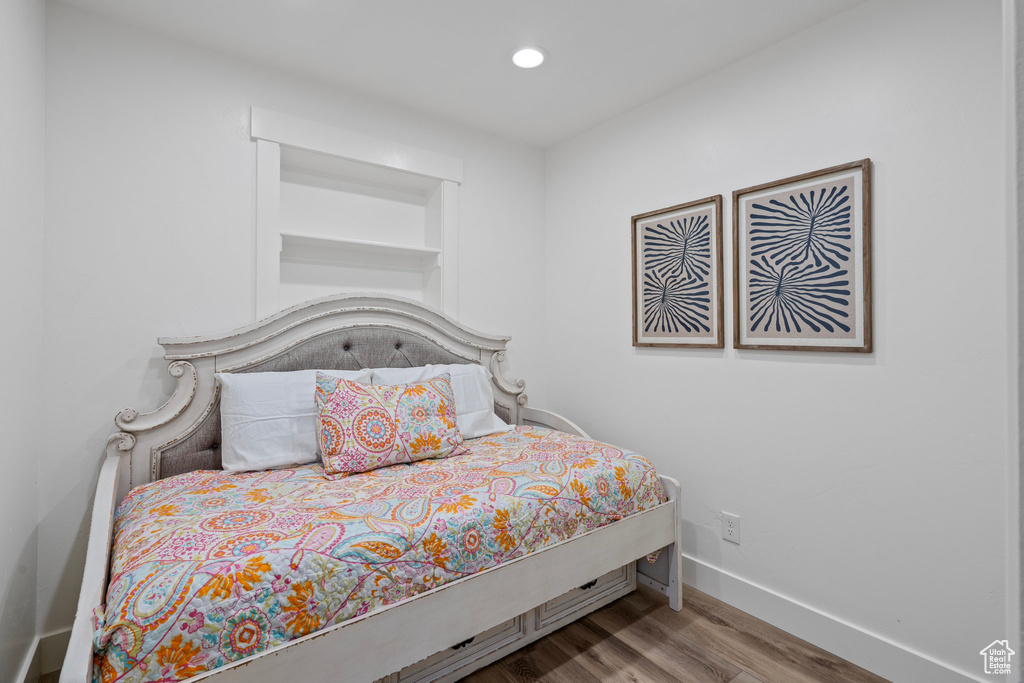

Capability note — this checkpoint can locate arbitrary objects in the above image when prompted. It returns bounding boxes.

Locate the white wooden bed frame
[62,293,682,683]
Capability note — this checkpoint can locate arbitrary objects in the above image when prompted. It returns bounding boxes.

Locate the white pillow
[370,364,514,439]
[217,369,372,472]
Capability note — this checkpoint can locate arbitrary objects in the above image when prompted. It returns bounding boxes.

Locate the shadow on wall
[1,526,38,682]
[40,421,108,634]
[40,345,184,649]
[730,348,879,367]
[633,346,728,361]
[633,345,879,367]
[679,518,722,594]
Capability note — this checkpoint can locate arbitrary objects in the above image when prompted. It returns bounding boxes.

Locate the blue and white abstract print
[748,184,852,269]
[642,269,711,334]
[643,213,712,282]
[638,205,717,343]
[739,166,866,349]
[747,256,851,335]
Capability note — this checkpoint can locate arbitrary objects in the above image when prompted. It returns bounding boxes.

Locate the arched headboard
[106,294,527,497]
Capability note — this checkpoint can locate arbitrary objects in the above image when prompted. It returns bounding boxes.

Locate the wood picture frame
[632,195,724,348]
[733,159,872,352]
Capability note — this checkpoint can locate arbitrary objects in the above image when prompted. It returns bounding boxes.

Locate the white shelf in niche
[279,231,441,269]
[253,107,462,319]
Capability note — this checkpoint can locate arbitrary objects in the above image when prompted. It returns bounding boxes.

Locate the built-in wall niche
[251,107,462,320]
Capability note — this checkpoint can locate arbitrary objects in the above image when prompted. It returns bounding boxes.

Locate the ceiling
[58,0,865,148]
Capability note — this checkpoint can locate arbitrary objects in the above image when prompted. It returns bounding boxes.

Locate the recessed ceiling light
[512,47,546,69]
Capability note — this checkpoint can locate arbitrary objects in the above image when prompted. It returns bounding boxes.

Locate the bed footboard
[636,475,683,611]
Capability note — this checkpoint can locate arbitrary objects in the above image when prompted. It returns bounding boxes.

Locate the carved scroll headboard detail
[107,294,527,495]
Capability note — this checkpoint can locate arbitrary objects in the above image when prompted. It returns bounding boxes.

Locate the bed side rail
[519,406,591,438]
[61,444,126,683]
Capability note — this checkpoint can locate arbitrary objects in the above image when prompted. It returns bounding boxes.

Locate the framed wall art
[632,195,724,348]
[733,159,872,352]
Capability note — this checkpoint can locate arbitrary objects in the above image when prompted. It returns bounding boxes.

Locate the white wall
[0,0,45,678]
[38,1,1015,680]
[544,1,1005,680]
[41,3,547,633]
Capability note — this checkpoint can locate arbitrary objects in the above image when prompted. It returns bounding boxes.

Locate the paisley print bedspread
[93,426,666,682]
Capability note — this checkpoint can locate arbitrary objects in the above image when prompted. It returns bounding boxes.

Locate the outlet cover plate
[722,512,740,544]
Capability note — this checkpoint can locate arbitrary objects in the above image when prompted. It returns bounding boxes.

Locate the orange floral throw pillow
[315,371,468,478]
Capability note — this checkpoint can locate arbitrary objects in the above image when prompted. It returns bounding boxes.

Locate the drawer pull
[579,579,598,591]
[451,636,475,650]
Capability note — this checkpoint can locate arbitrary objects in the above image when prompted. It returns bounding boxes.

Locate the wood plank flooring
[461,584,890,683]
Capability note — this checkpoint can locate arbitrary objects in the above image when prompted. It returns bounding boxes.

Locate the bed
[63,293,682,683]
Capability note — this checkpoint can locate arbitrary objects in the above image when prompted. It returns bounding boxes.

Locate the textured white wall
[544,1,1005,679]
[42,3,547,633]
[0,0,45,677]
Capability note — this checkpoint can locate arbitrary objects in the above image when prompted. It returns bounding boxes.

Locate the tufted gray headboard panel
[157,327,502,479]
[244,327,469,373]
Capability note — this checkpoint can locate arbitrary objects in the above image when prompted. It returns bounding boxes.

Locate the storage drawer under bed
[380,562,637,683]
[536,562,635,631]
[397,615,528,683]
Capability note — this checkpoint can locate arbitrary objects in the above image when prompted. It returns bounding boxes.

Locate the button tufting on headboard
[156,326,487,479]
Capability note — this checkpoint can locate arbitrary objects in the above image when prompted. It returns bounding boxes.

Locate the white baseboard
[15,628,72,683]
[15,635,40,683]
[681,553,986,683]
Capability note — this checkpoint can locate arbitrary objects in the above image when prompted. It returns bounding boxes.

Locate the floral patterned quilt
[93,426,666,682]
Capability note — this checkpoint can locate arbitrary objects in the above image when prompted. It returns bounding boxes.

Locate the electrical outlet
[722,512,740,544]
